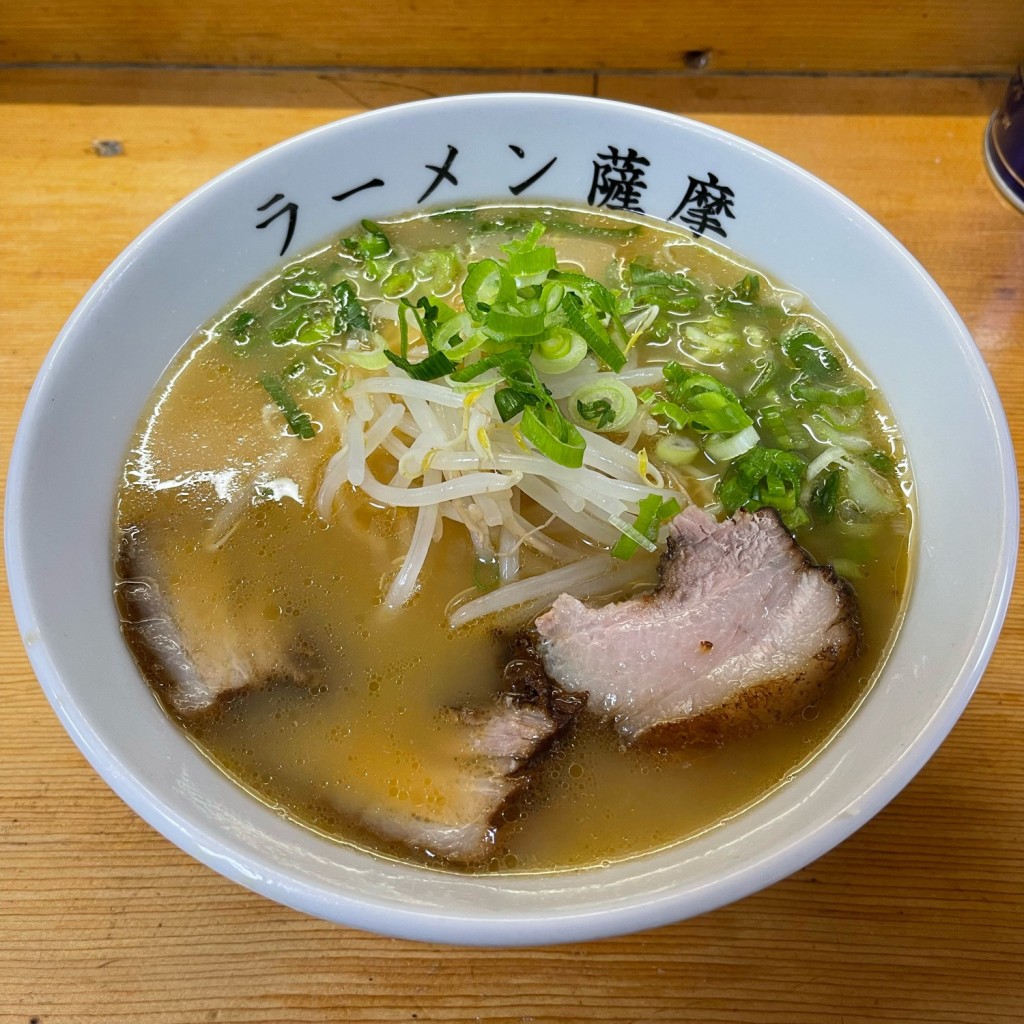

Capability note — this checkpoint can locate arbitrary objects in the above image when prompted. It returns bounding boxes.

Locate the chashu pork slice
[344,658,585,864]
[115,524,317,717]
[535,505,860,744]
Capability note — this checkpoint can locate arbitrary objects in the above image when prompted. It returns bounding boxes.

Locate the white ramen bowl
[6,94,1018,946]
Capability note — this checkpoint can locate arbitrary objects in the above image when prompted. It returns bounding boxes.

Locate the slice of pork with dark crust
[115,524,317,717]
[348,646,585,864]
[535,505,860,745]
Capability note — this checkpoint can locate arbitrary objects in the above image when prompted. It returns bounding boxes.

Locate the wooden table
[2,68,1022,1023]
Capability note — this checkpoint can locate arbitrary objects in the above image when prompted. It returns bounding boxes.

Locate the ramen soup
[115,205,913,872]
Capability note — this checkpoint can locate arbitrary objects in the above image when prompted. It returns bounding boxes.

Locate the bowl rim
[5,92,1019,946]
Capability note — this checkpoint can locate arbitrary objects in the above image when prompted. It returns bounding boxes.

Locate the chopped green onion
[743,324,770,347]
[808,412,872,452]
[844,461,899,515]
[401,295,457,352]
[561,292,626,372]
[611,494,681,560]
[682,322,739,360]
[625,262,701,311]
[549,271,622,315]
[704,423,760,462]
[397,302,410,359]
[816,405,865,431]
[341,220,392,262]
[734,274,761,301]
[433,310,471,351]
[659,363,753,434]
[782,328,843,381]
[332,280,371,332]
[718,445,808,529]
[649,400,690,431]
[519,404,585,468]
[714,273,761,312]
[258,372,316,439]
[792,382,868,407]
[412,247,461,294]
[500,221,547,255]
[283,357,306,380]
[448,352,514,383]
[499,356,557,409]
[531,327,588,375]
[609,515,659,556]
[866,450,896,476]
[661,497,682,519]
[654,434,700,466]
[494,387,530,422]
[453,351,558,429]
[506,245,557,281]
[810,467,844,523]
[539,279,567,313]
[483,303,548,340]
[322,332,391,371]
[290,313,335,346]
[576,398,614,429]
[383,348,457,381]
[231,310,256,335]
[567,378,638,432]
[269,303,335,346]
[287,279,323,299]
[382,263,416,297]
[627,264,694,290]
[759,406,810,450]
[462,259,516,319]
[746,357,780,397]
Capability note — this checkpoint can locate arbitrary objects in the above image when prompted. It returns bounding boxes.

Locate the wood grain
[1,0,1023,74]
[1,68,1022,1024]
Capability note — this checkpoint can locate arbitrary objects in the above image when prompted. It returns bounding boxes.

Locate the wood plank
[1,68,1022,1024]
[0,66,597,107]
[0,0,1022,74]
